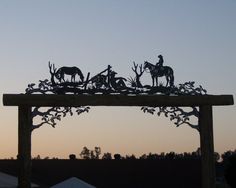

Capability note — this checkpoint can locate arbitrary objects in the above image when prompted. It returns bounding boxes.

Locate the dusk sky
[0,1,235,159]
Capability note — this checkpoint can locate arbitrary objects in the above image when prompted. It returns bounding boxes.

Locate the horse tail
[80,71,84,82]
[80,73,84,82]
[169,70,174,86]
[76,67,84,82]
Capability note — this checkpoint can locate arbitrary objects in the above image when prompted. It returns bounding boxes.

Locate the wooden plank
[3,94,234,107]
[199,106,215,188]
[18,106,32,188]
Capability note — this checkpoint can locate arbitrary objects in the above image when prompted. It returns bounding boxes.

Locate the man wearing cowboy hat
[156,55,164,68]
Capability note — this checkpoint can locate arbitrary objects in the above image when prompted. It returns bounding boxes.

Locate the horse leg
[152,76,154,86]
[170,74,174,86]
[166,76,169,87]
[71,75,73,82]
[71,74,75,82]
[60,74,65,82]
[80,74,84,82]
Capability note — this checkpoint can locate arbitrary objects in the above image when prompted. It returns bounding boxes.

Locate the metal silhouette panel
[24,55,208,131]
[26,55,206,96]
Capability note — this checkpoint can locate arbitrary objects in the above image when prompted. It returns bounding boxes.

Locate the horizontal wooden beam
[2,94,234,107]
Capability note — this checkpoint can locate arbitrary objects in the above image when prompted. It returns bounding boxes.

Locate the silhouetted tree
[94,146,101,159]
[139,154,147,160]
[142,106,200,131]
[146,153,159,160]
[224,154,236,188]
[160,152,165,160]
[214,152,220,162]
[196,147,201,156]
[33,155,41,160]
[183,152,192,159]
[31,106,89,131]
[125,154,136,160]
[130,61,144,88]
[114,154,121,160]
[165,152,176,160]
[191,152,197,159]
[80,146,102,159]
[69,154,76,160]
[90,151,96,159]
[141,81,208,133]
[102,152,112,160]
[80,147,91,159]
[222,150,236,162]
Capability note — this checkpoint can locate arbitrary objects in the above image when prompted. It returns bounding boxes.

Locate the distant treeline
[2,147,236,188]
[30,146,236,162]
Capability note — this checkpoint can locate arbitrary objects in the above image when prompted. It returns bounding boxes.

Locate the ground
[0,159,202,188]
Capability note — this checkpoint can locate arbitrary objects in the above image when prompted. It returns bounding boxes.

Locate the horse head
[144,61,155,73]
[143,61,149,70]
[55,68,62,81]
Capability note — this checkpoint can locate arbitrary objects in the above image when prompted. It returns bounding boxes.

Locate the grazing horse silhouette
[55,66,84,83]
[144,61,174,87]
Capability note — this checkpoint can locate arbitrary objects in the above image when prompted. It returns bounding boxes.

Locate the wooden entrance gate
[3,94,234,188]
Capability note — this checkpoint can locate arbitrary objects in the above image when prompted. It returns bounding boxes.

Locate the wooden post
[199,105,215,188]
[18,105,32,188]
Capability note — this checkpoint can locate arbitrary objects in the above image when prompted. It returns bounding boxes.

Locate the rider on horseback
[144,54,174,87]
[156,55,164,67]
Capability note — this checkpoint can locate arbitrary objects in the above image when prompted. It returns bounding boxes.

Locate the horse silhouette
[144,61,174,87]
[55,66,84,83]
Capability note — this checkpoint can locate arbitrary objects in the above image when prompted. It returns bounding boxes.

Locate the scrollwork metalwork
[25,54,208,131]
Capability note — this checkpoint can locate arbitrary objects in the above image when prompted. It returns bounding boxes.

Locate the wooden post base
[18,106,32,188]
[199,106,215,188]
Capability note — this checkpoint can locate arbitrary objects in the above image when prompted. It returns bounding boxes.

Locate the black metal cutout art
[26,56,206,96]
[26,55,207,131]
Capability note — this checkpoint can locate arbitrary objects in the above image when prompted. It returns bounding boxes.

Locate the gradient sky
[0,1,235,159]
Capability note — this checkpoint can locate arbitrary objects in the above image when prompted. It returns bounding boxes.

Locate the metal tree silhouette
[32,106,90,131]
[141,82,207,132]
[130,61,144,88]
[142,106,199,131]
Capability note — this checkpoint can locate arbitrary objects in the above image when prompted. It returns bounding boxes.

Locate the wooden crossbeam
[3,94,234,107]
